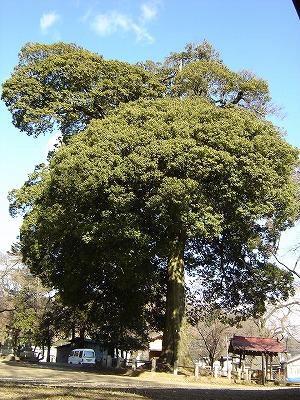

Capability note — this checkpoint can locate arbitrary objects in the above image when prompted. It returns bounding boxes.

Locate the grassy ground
[0,382,146,400]
[1,363,299,400]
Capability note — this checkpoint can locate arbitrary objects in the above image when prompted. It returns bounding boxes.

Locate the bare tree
[251,283,300,352]
[0,252,53,357]
[0,252,21,336]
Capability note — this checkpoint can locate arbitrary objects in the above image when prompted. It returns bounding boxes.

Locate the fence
[98,356,287,384]
[99,356,210,377]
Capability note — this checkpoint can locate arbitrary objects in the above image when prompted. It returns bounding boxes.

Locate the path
[0,361,299,399]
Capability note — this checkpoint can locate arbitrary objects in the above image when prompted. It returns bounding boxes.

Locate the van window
[84,350,94,358]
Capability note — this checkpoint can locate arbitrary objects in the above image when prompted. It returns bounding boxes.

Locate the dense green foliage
[1,42,165,137]
[2,41,274,140]
[4,41,300,364]
[139,40,274,116]
[9,97,299,359]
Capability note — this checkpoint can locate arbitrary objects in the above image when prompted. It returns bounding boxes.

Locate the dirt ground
[0,361,299,400]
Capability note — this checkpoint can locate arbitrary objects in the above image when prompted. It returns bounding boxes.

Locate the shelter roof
[229,335,286,356]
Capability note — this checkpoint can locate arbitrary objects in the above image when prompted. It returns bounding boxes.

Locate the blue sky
[0,0,299,262]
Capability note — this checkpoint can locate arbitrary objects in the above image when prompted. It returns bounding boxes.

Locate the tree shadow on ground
[131,386,300,400]
[2,362,299,400]
[1,382,300,400]
[2,360,150,376]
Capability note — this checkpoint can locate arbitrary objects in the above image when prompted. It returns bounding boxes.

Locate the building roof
[229,335,286,356]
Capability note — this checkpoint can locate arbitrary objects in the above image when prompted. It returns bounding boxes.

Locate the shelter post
[262,352,266,385]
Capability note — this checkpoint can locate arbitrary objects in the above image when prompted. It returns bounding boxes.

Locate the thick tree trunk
[46,334,51,363]
[161,231,186,367]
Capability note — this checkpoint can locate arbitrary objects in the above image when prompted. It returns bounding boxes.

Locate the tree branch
[273,253,300,280]
[0,308,15,313]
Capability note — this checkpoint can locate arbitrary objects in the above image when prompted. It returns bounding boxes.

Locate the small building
[149,334,163,359]
[133,334,163,366]
[56,338,107,363]
[286,354,300,383]
[229,335,286,384]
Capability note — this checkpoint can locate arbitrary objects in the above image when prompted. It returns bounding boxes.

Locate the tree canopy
[139,40,275,117]
[4,40,300,366]
[2,41,275,141]
[1,42,165,138]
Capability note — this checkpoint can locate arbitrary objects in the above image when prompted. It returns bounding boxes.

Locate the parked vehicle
[68,348,95,365]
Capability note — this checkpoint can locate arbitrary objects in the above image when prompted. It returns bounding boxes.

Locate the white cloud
[131,22,154,43]
[89,1,160,43]
[92,11,130,36]
[40,11,60,33]
[140,2,158,22]
[81,8,93,23]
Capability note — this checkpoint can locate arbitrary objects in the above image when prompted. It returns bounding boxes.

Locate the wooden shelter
[229,335,286,384]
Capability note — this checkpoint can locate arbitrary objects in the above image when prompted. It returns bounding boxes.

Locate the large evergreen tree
[3,41,299,366]
[9,97,299,365]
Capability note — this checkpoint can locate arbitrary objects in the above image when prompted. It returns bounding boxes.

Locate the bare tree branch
[0,308,15,313]
[273,252,300,280]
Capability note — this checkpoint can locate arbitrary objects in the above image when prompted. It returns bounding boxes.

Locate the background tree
[0,252,95,360]
[0,252,20,342]
[187,301,231,370]
[186,286,300,371]
[9,95,299,366]
[250,282,300,352]
[0,252,54,357]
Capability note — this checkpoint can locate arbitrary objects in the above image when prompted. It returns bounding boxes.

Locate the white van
[68,348,96,365]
